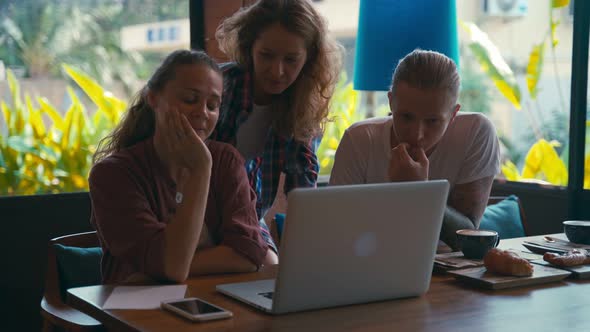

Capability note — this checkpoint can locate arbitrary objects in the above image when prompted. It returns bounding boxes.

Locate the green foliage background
[0,66,126,195]
[0,68,374,195]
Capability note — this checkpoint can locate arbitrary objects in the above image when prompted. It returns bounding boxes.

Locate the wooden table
[68,234,589,331]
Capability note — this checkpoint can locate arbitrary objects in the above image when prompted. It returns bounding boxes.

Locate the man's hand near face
[388,143,429,182]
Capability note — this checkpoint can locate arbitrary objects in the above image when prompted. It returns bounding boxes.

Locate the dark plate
[522,242,569,255]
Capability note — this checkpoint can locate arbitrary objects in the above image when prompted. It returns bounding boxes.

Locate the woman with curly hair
[214,0,343,255]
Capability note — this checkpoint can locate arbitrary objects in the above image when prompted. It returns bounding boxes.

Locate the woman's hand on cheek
[154,100,212,173]
[176,112,212,172]
[388,143,429,182]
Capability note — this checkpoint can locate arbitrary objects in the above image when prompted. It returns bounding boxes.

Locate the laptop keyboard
[259,292,274,300]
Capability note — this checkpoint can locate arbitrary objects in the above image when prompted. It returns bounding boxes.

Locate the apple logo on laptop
[354,232,377,257]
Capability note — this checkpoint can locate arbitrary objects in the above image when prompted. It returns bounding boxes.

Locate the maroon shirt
[89,138,268,284]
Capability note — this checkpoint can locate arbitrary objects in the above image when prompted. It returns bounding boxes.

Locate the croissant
[543,250,590,267]
[483,248,534,277]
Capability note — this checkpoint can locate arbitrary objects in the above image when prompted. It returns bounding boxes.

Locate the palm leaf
[461,22,521,110]
[317,80,362,175]
[6,136,37,155]
[6,69,22,111]
[38,98,65,130]
[1,102,11,133]
[552,0,570,8]
[526,42,545,99]
[25,95,47,138]
[13,101,26,137]
[550,18,560,48]
[0,17,27,50]
[73,101,86,152]
[60,100,76,150]
[501,160,521,181]
[62,64,114,120]
[38,143,59,163]
[1,51,131,195]
[0,144,6,168]
[104,92,128,122]
[522,139,568,185]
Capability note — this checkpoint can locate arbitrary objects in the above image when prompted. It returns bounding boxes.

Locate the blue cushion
[479,195,525,239]
[275,213,286,240]
[53,244,102,298]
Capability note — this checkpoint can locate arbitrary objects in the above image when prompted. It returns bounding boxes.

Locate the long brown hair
[93,50,221,164]
[216,0,343,142]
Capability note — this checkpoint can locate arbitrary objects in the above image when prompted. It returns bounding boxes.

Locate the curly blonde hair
[216,0,343,142]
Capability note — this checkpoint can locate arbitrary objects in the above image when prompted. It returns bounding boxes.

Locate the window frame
[566,0,590,219]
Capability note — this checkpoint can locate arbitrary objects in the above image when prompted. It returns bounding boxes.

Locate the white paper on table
[102,285,187,309]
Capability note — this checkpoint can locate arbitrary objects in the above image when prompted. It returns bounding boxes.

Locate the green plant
[0,65,126,195]
[317,73,389,176]
[461,0,589,187]
[458,57,493,115]
[0,1,145,94]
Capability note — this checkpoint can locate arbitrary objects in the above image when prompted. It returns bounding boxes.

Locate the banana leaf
[63,64,126,125]
[25,95,47,139]
[461,22,521,110]
[552,0,570,8]
[501,160,521,181]
[7,136,37,155]
[6,70,22,111]
[550,19,560,48]
[522,139,568,185]
[1,101,11,132]
[38,98,64,129]
[550,1,568,47]
[526,42,545,99]
[60,101,76,151]
[317,79,362,175]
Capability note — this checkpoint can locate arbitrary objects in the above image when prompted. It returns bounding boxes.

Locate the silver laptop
[216,180,449,314]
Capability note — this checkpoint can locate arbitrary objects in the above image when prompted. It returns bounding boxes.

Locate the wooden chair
[487,196,529,236]
[41,231,104,332]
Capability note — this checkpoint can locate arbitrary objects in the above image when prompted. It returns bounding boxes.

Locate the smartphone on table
[161,297,232,322]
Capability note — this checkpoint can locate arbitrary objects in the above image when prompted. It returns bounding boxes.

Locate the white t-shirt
[329,113,500,189]
[236,103,273,160]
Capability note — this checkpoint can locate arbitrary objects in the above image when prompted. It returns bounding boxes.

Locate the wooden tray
[433,252,483,273]
[532,260,590,279]
[448,265,571,290]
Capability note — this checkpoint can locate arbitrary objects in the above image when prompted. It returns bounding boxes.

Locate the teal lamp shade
[353,0,459,91]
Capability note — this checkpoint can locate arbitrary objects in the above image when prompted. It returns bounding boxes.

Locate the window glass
[457,0,573,188]
[0,0,580,194]
[315,0,574,187]
[0,0,189,196]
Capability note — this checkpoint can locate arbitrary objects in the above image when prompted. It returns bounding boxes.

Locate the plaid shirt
[211,63,319,250]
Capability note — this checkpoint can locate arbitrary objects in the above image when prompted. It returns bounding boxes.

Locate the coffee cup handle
[494,237,500,248]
